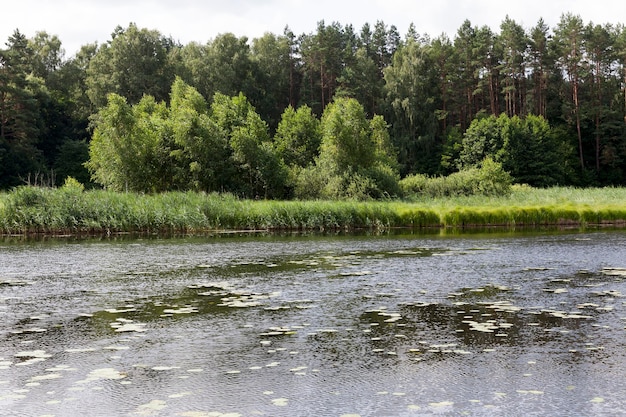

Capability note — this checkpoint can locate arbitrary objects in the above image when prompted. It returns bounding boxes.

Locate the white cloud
[2,0,623,57]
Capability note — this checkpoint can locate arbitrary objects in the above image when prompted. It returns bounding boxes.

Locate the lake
[1,229,625,416]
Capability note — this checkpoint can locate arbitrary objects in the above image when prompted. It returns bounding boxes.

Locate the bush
[341,172,377,201]
[364,164,402,199]
[475,156,513,196]
[398,173,428,195]
[294,164,401,201]
[294,166,327,200]
[400,157,512,198]
[62,176,85,193]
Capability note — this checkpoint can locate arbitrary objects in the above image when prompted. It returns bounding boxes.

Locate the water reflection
[1,231,625,416]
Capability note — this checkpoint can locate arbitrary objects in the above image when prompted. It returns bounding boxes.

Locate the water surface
[1,230,625,416]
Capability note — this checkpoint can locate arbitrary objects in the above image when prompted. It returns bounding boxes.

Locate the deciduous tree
[86,23,177,108]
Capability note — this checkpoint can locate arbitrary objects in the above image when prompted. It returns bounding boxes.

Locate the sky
[2,0,623,57]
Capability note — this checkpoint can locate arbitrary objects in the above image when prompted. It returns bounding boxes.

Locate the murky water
[1,230,625,416]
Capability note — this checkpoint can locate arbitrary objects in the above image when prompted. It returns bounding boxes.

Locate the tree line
[1,14,626,197]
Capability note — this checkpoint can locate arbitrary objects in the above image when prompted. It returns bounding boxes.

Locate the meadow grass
[0,185,625,235]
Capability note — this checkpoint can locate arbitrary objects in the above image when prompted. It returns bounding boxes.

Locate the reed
[1,185,625,235]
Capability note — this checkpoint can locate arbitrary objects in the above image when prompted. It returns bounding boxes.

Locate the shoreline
[2,186,626,237]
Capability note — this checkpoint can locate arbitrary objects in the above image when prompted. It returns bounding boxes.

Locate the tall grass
[1,185,625,235]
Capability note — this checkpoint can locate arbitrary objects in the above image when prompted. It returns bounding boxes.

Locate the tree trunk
[320,61,325,109]
[573,79,584,170]
[595,60,602,173]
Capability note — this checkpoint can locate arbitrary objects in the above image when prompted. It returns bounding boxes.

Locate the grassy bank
[0,185,625,235]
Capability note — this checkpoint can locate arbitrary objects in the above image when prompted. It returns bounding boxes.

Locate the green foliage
[294,163,401,201]
[319,97,375,172]
[293,165,326,200]
[211,92,287,198]
[85,23,177,108]
[86,93,170,192]
[364,164,402,198]
[291,97,401,200]
[250,30,298,130]
[460,114,573,186]
[2,16,626,192]
[180,34,254,107]
[2,186,626,234]
[475,156,514,195]
[383,35,439,175]
[440,127,463,174]
[168,77,230,191]
[400,157,512,198]
[370,114,398,170]
[459,114,508,166]
[0,186,408,233]
[86,80,289,198]
[0,30,47,188]
[274,105,321,168]
[62,176,85,192]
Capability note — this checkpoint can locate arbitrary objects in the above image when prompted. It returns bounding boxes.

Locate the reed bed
[1,185,625,235]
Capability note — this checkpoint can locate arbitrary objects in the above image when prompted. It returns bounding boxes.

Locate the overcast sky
[2,0,623,57]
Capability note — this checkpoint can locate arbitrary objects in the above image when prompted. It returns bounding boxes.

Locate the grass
[1,185,625,235]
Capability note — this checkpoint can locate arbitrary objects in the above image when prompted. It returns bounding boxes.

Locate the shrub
[400,157,512,198]
[294,166,327,200]
[62,177,85,193]
[398,173,429,196]
[475,156,512,196]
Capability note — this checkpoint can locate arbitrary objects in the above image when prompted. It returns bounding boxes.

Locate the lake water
[1,230,625,416]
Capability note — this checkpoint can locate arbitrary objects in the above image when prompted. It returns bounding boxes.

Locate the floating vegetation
[429,401,454,407]
[260,326,297,337]
[3,227,626,417]
[28,373,63,383]
[217,291,279,308]
[382,313,403,323]
[65,347,98,353]
[220,298,263,308]
[543,288,568,294]
[602,268,626,277]
[11,327,48,334]
[263,305,291,311]
[463,319,499,334]
[178,412,242,417]
[77,368,127,383]
[150,366,179,371]
[0,279,32,286]
[163,306,199,314]
[449,285,512,300]
[271,397,289,406]
[46,364,78,372]
[110,320,147,333]
[338,270,372,277]
[591,290,622,297]
[14,350,52,360]
[134,399,168,415]
[289,366,308,375]
[191,281,233,293]
[105,307,137,314]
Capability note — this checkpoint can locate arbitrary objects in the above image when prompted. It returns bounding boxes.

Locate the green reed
[1,185,625,235]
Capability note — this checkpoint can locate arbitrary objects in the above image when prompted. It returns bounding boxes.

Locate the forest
[1,14,626,199]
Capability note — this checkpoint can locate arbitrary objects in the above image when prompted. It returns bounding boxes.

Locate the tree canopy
[1,16,626,193]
